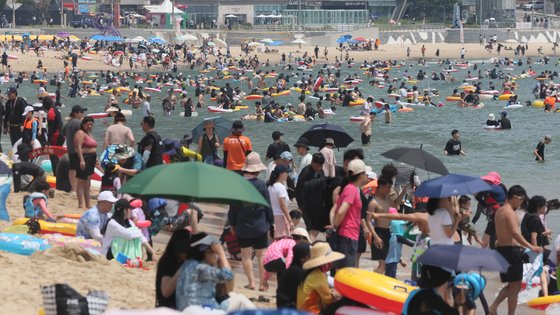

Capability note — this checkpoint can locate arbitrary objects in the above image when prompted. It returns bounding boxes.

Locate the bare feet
[243,284,255,290]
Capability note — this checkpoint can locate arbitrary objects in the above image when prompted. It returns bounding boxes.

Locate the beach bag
[111,228,143,260]
[41,284,109,315]
[221,225,241,260]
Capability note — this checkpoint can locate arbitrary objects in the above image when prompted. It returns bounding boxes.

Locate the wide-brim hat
[294,137,310,149]
[109,144,135,161]
[303,242,345,270]
[480,171,501,185]
[242,152,267,173]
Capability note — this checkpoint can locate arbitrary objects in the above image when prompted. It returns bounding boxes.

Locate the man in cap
[61,105,87,192]
[266,151,293,182]
[3,86,27,145]
[223,120,252,174]
[103,112,135,149]
[266,130,290,161]
[294,137,312,180]
[76,191,119,242]
[138,116,164,168]
[534,135,552,161]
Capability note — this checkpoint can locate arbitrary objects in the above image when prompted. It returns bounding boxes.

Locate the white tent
[144,0,185,14]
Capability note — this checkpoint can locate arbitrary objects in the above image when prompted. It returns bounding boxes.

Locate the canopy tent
[144,0,187,29]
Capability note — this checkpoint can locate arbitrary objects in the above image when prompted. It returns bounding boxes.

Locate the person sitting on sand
[101,198,157,261]
[297,242,345,314]
[277,242,311,309]
[76,191,119,243]
[176,232,255,312]
[156,212,199,309]
[24,181,55,222]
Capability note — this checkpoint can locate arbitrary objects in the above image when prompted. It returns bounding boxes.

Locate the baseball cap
[97,191,119,203]
[348,159,367,175]
[7,87,17,94]
[280,151,293,161]
[272,130,284,140]
[71,105,87,113]
[22,106,34,116]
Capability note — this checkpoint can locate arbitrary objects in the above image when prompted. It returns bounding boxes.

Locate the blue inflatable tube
[0,233,51,256]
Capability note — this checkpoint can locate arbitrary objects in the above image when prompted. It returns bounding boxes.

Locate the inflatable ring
[445,96,462,101]
[453,273,486,300]
[13,218,77,236]
[244,95,263,100]
[527,295,560,310]
[498,94,515,101]
[349,99,365,107]
[533,100,544,108]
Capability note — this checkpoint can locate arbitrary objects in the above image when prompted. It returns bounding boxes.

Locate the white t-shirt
[296,153,312,179]
[268,182,289,216]
[551,234,560,265]
[427,208,454,245]
[142,101,151,117]
[101,219,147,256]
[265,161,277,182]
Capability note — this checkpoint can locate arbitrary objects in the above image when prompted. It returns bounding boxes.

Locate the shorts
[385,262,398,278]
[68,153,79,171]
[484,220,496,249]
[75,153,97,180]
[237,232,268,250]
[334,234,358,270]
[496,246,525,283]
[361,133,371,145]
[371,227,391,261]
[357,227,367,254]
[274,215,290,238]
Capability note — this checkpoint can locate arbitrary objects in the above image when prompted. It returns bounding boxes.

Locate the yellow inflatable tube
[13,218,77,236]
[291,87,311,95]
[498,94,515,100]
[528,295,560,310]
[533,100,544,108]
[349,99,365,106]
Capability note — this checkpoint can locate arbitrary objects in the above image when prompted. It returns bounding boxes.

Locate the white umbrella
[256,14,266,18]
[215,38,228,47]
[225,14,238,18]
[292,38,306,44]
[177,34,198,42]
[260,38,274,43]
[248,42,261,47]
[207,42,216,47]
[505,39,518,44]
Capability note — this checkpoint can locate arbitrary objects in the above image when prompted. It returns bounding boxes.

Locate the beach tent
[144,0,187,29]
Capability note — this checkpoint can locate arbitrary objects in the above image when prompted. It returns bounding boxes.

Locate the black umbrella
[300,123,354,148]
[191,116,232,145]
[417,244,509,272]
[381,145,449,175]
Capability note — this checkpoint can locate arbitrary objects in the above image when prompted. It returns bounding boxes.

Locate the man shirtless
[366,175,395,274]
[490,185,542,315]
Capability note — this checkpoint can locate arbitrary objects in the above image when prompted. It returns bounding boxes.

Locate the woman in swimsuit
[74,116,98,209]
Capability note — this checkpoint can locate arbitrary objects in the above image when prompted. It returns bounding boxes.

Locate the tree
[406,0,461,22]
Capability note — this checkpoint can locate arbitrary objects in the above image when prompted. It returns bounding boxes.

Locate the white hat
[22,106,34,116]
[348,159,367,175]
[488,113,495,121]
[97,191,119,203]
[291,227,310,241]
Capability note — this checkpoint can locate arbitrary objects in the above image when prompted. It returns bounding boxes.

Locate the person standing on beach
[489,185,542,315]
[223,120,252,174]
[421,45,426,57]
[314,45,319,59]
[460,47,466,59]
[366,175,395,274]
[534,135,551,161]
[406,47,410,58]
[444,129,465,155]
[3,86,27,145]
[360,111,375,145]
[138,116,164,168]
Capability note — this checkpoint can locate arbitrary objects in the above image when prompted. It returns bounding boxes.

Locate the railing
[377,23,446,32]
[253,24,370,32]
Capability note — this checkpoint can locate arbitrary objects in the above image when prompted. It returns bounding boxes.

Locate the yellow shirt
[296,269,333,314]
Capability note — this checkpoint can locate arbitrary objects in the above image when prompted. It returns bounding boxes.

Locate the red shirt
[335,184,362,240]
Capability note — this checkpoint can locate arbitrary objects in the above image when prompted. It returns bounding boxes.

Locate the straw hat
[303,242,345,270]
[242,152,267,173]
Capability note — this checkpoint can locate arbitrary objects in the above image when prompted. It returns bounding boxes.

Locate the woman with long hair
[73,116,97,208]
[426,196,462,245]
[521,195,549,296]
[267,164,292,238]
[101,199,156,261]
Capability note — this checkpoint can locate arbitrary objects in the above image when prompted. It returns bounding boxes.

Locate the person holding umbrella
[197,120,220,164]
[490,185,543,315]
[425,196,465,246]
[320,138,336,178]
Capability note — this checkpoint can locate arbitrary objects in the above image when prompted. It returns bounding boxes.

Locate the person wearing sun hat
[485,113,499,127]
[108,144,145,182]
[223,120,252,173]
[320,138,336,177]
[197,119,221,164]
[296,241,345,314]
[473,171,508,249]
[229,151,272,292]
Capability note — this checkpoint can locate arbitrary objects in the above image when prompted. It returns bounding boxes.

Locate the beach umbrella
[348,39,359,44]
[150,37,166,44]
[56,31,70,38]
[247,41,261,47]
[177,34,197,42]
[119,162,269,207]
[113,51,124,56]
[300,123,354,148]
[336,35,352,44]
[225,14,238,18]
[292,38,306,44]
[90,34,106,41]
[354,37,367,42]
[380,146,449,175]
[260,38,274,43]
[105,36,123,42]
[207,41,216,47]
[505,39,518,44]
[22,33,30,38]
[191,116,232,145]
[414,173,493,198]
[215,38,228,47]
[269,41,283,46]
[417,245,509,272]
